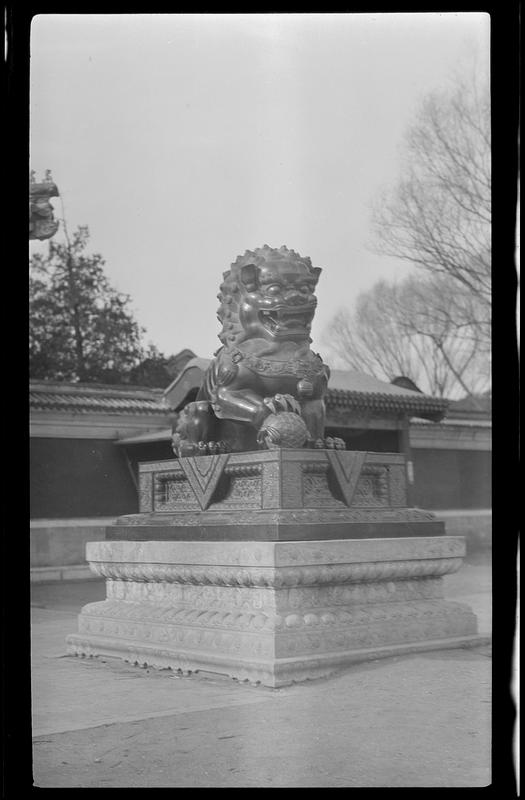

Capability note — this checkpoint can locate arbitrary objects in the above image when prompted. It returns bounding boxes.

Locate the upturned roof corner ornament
[172,244,346,456]
[29,170,60,240]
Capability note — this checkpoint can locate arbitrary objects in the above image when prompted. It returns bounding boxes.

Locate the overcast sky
[29,12,490,364]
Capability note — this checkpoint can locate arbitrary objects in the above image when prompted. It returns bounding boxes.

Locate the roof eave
[326,389,449,422]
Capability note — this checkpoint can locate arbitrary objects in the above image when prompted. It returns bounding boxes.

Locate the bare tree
[369,68,491,352]
[324,273,490,399]
[326,282,426,386]
[396,273,490,397]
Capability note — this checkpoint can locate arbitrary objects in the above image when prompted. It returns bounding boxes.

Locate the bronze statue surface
[172,245,344,455]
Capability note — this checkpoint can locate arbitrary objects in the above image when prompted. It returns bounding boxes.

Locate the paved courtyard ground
[30,552,494,788]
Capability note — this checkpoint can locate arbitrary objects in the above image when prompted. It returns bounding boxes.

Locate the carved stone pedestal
[107,449,445,541]
[66,536,484,688]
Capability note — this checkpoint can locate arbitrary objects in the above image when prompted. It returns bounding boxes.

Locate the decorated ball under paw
[257,411,309,449]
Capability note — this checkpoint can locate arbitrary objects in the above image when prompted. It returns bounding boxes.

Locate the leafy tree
[30,225,144,383]
[126,344,176,388]
[325,273,490,399]
[369,67,491,353]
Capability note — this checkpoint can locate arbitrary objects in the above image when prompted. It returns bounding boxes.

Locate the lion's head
[216,245,322,349]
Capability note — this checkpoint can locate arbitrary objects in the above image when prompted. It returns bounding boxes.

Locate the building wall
[30,519,113,579]
[433,510,492,551]
[123,442,175,474]
[31,436,491,520]
[30,438,139,519]
[327,426,401,453]
[412,448,491,510]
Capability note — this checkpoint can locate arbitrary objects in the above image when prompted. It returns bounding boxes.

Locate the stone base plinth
[66,537,486,687]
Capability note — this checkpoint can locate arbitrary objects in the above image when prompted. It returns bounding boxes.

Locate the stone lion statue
[172,245,344,455]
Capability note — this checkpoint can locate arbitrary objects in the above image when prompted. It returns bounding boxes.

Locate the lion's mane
[216,244,318,348]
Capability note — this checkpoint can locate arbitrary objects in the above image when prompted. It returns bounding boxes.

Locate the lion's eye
[299,284,311,294]
[266,284,282,295]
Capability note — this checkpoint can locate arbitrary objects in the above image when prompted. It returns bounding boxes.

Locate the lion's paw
[172,438,231,457]
[263,394,302,415]
[313,436,346,450]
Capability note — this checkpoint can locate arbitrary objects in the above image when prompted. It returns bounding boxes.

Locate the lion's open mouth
[259,305,315,336]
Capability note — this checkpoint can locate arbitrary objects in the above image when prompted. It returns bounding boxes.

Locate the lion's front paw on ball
[263,394,302,416]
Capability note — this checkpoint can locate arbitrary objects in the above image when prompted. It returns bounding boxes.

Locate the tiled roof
[324,372,489,421]
[30,365,449,422]
[30,381,176,415]
[447,394,492,420]
[326,390,447,421]
[326,369,447,421]
[328,369,425,396]
[410,416,492,429]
